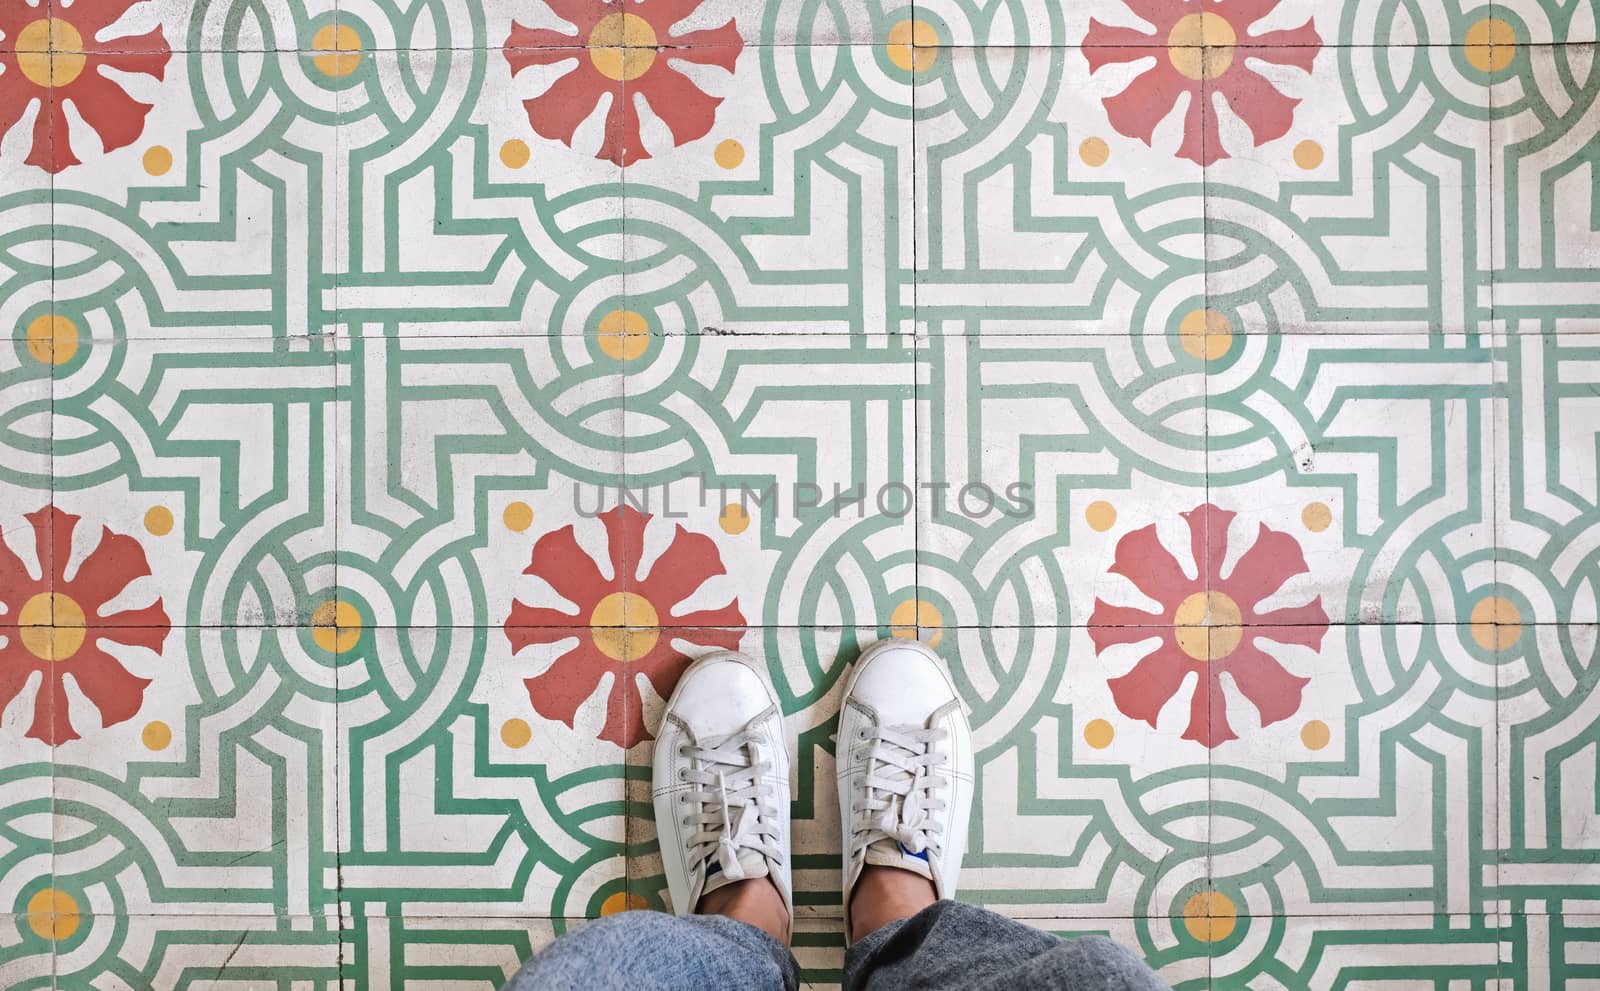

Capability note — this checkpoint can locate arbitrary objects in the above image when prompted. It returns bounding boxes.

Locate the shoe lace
[850,725,950,861]
[681,731,783,884]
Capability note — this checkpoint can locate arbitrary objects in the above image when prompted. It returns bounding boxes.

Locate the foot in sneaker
[652,650,793,943]
[837,639,973,943]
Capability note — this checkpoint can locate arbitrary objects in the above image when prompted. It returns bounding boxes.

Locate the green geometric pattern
[1,0,1597,986]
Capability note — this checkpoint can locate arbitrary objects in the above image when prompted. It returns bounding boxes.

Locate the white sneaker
[836,639,973,942]
[652,650,792,936]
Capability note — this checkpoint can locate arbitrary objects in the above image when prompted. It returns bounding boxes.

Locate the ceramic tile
[0,914,54,986]
[1497,625,1600,911]
[1208,914,1504,987]
[51,914,341,985]
[624,44,913,336]
[1493,332,1600,625]
[1491,44,1600,331]
[339,627,627,918]
[52,337,338,626]
[1212,624,1499,917]
[622,335,917,628]
[1501,912,1600,988]
[341,48,624,334]
[52,625,340,917]
[333,333,624,628]
[916,335,1208,629]
[341,915,563,988]
[1207,45,1492,336]
[915,47,1206,336]
[1497,0,1600,44]
[1208,334,1495,624]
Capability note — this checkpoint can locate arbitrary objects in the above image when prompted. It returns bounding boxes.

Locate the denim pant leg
[844,901,1171,991]
[503,910,799,991]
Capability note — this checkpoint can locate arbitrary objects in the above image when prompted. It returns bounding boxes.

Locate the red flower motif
[1087,504,1327,747]
[1084,0,1319,165]
[504,506,745,747]
[503,0,741,166]
[0,0,171,173]
[1,507,170,745]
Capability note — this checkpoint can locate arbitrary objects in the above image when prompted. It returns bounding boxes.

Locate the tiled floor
[2,0,1599,987]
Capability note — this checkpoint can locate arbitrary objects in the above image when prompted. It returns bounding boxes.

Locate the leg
[844,901,1170,991]
[503,908,798,991]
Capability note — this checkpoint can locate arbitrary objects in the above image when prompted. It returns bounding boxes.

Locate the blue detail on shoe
[898,843,929,862]
[707,860,722,877]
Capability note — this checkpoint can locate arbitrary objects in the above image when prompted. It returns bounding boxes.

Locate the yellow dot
[25,314,78,366]
[1465,18,1517,73]
[597,309,650,361]
[887,19,939,72]
[142,721,173,751]
[1301,719,1330,750]
[26,888,80,941]
[1302,502,1331,533]
[1085,500,1117,532]
[1179,309,1232,361]
[1293,140,1324,170]
[890,598,943,648]
[141,145,174,176]
[1172,591,1243,661]
[18,592,87,662]
[589,592,661,662]
[601,891,649,915]
[501,718,532,749]
[1084,718,1115,749]
[1470,596,1522,651]
[1182,891,1237,942]
[719,503,750,535]
[503,501,534,532]
[311,24,362,77]
[311,600,362,653]
[588,12,658,82]
[1078,137,1109,167]
[144,505,175,536]
[500,139,531,169]
[16,19,86,88]
[715,139,745,169]
[1167,12,1235,80]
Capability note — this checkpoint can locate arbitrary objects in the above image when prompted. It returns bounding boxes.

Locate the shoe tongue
[700,846,770,898]
[862,836,933,880]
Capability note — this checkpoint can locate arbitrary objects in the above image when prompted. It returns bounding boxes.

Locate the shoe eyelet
[678,768,687,780]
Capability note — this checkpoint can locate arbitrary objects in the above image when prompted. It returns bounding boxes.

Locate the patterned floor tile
[1213,624,1498,918]
[623,335,916,628]
[1207,43,1492,336]
[1497,625,1600,910]
[1208,334,1495,624]
[1495,333,1600,624]
[915,46,1206,336]
[1492,43,1600,330]
[342,915,561,989]
[916,335,1207,629]
[51,914,342,987]
[624,45,913,336]
[1500,0,1600,44]
[53,337,339,626]
[1209,914,1503,988]
[1503,911,1600,987]
[0,914,53,987]
[340,627,627,918]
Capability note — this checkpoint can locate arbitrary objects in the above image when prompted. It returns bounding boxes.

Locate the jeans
[504,900,1172,991]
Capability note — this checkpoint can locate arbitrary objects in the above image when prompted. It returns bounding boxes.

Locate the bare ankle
[849,865,938,943]
[696,877,791,945]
